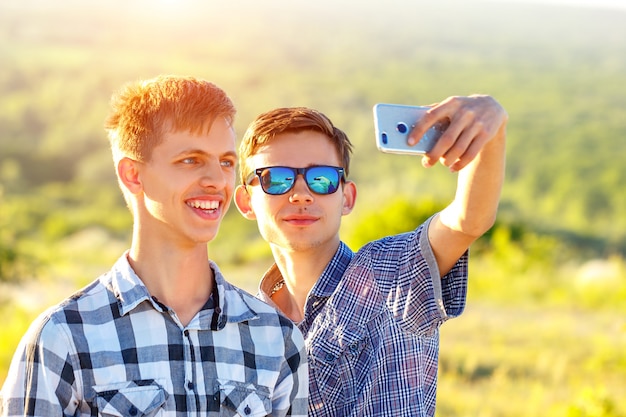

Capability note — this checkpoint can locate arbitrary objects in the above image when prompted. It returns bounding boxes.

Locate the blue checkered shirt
[259,218,468,417]
[1,253,308,417]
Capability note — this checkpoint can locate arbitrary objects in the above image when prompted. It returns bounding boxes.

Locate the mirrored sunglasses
[246,165,345,195]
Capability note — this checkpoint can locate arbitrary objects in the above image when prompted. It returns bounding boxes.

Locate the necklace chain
[269,280,285,297]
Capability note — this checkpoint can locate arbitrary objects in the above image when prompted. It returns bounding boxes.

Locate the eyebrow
[174,149,237,159]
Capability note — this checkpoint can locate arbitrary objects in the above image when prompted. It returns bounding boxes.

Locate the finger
[440,111,488,164]
[439,128,474,167]
[407,100,457,146]
[448,126,493,171]
[448,136,485,172]
[407,108,436,146]
[422,110,468,166]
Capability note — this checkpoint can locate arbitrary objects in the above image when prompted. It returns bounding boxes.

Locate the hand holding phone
[373,103,449,155]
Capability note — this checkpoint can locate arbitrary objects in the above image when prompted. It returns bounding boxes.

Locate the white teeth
[187,200,219,210]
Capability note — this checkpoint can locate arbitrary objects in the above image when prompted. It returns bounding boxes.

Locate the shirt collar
[211,262,259,329]
[108,252,258,329]
[258,263,284,305]
[108,252,154,316]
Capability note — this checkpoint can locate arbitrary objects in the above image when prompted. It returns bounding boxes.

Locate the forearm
[440,121,507,238]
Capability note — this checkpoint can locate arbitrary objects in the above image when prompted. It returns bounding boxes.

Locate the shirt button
[325,353,335,362]
[187,381,194,390]
[128,405,138,416]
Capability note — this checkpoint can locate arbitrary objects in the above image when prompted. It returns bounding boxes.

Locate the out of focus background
[1,0,625,415]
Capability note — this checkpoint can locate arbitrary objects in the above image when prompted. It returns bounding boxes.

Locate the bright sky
[488,0,626,9]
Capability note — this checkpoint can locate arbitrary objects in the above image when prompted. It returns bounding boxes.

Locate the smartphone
[373,103,449,155]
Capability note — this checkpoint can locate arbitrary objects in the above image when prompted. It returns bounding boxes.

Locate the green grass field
[438,304,625,416]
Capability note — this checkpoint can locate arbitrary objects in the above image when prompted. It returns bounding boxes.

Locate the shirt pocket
[93,379,167,417]
[308,327,369,407]
[217,381,271,417]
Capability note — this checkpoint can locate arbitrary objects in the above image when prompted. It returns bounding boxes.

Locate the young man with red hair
[1,75,308,417]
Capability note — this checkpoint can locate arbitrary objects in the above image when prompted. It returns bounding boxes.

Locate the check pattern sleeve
[1,289,100,417]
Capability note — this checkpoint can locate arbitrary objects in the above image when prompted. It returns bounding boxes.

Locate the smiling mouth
[187,200,219,211]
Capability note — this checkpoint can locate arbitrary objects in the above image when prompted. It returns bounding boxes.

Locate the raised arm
[408,95,508,276]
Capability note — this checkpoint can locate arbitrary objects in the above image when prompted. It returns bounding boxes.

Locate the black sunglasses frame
[246,165,345,195]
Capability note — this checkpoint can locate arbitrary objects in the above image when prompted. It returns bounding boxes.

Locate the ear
[234,184,257,220]
[341,180,357,216]
[117,157,143,194]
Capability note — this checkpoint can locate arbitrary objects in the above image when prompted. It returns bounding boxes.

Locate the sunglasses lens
[305,166,340,194]
[253,166,343,195]
[259,167,295,195]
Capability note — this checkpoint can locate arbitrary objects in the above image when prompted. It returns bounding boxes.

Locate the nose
[288,174,313,204]
[199,161,228,189]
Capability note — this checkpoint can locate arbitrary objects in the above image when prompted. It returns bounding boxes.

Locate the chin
[286,239,323,252]
[191,229,220,245]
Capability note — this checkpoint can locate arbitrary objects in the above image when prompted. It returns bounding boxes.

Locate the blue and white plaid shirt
[259,217,468,417]
[1,253,308,417]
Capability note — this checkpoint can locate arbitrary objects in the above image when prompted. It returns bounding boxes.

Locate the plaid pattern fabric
[1,253,308,417]
[259,217,468,417]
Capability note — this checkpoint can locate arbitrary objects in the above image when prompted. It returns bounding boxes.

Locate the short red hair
[104,75,236,162]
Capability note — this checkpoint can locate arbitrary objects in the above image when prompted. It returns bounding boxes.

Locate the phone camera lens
[396,123,408,134]
[381,133,388,144]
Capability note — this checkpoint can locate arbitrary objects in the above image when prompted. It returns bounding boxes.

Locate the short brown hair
[238,107,353,184]
[105,75,236,162]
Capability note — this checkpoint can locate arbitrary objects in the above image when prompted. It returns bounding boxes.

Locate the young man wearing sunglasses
[234,96,507,417]
[0,75,308,417]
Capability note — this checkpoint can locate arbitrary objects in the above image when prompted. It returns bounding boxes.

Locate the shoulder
[3,279,107,381]
[344,220,436,292]
[20,277,111,343]
[354,226,424,263]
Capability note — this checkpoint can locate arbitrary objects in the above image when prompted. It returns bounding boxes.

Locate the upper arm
[428,212,477,277]
[1,316,79,417]
[271,322,308,417]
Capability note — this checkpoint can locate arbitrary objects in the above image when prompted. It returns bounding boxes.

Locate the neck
[269,241,339,322]
[128,237,213,327]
